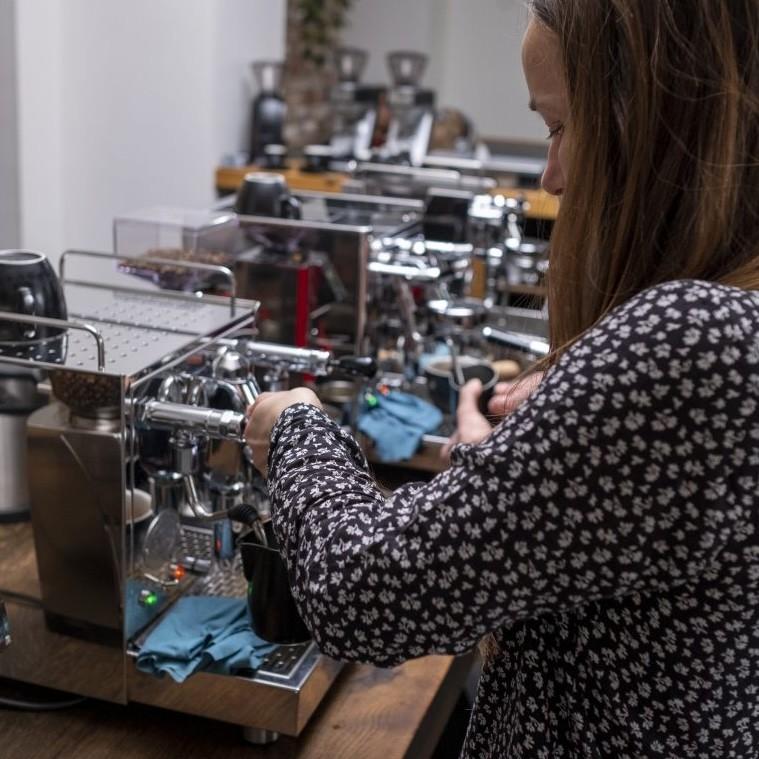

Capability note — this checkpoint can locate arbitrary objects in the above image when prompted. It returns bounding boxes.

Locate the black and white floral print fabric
[267,280,759,758]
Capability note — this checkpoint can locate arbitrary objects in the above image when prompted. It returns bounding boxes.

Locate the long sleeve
[267,280,759,667]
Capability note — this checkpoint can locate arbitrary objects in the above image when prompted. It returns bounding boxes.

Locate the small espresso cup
[235,172,301,220]
[0,250,67,343]
[449,362,498,418]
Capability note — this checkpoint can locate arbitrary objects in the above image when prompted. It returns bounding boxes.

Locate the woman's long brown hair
[480,0,759,663]
[530,0,759,358]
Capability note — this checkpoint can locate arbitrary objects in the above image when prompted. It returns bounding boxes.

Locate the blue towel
[136,596,276,683]
[357,391,443,463]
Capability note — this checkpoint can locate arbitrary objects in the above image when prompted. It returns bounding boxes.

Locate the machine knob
[212,348,250,381]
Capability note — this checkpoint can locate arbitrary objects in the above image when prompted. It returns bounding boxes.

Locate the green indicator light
[145,593,158,606]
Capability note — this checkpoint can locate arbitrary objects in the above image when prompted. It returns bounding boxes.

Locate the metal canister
[0,372,44,522]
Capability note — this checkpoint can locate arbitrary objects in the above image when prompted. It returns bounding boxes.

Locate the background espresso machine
[114,203,375,355]
[0,251,359,743]
[113,187,548,478]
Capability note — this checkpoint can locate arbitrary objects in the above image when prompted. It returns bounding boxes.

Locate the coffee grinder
[384,51,436,166]
[329,47,382,161]
[248,61,286,163]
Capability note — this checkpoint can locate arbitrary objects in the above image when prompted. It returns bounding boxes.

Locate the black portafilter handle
[327,355,377,379]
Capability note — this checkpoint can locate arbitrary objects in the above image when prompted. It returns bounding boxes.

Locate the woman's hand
[244,388,322,478]
[441,379,493,460]
[486,372,544,417]
[440,372,545,462]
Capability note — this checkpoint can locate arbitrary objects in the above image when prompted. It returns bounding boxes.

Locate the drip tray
[127,558,316,685]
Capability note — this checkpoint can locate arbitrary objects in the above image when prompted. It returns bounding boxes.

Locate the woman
[246,1,759,756]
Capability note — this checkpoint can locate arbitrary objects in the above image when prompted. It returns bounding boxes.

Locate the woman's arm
[267,281,758,666]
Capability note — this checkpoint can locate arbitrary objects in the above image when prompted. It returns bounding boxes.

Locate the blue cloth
[136,596,276,683]
[357,391,443,463]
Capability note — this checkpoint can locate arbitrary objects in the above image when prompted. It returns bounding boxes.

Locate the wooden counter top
[216,164,348,195]
[0,653,472,759]
[0,519,472,757]
[214,164,559,221]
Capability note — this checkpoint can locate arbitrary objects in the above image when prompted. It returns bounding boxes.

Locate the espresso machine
[211,182,547,369]
[113,189,547,472]
[0,250,381,743]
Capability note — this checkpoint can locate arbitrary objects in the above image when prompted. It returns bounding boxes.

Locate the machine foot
[242,727,280,744]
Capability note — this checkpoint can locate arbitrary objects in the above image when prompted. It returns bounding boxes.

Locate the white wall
[213,0,286,158]
[342,0,543,142]
[15,0,286,264]
[342,0,439,86]
[0,0,20,248]
[435,0,538,140]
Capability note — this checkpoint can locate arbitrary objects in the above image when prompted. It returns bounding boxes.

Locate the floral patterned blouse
[267,280,759,758]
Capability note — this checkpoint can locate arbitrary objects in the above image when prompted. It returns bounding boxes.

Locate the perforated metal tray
[0,250,259,384]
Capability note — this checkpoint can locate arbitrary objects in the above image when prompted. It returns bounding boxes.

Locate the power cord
[0,590,42,609]
[0,593,87,710]
[0,694,87,711]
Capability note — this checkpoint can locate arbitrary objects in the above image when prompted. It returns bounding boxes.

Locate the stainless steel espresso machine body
[232,215,372,355]
[0,251,342,742]
[114,210,386,359]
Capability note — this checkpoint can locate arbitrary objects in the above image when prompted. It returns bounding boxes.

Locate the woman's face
[522,19,569,196]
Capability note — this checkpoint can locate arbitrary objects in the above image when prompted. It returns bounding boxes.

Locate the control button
[138,589,159,607]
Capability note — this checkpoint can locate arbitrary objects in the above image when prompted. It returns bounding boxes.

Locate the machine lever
[481,326,550,358]
[132,399,246,442]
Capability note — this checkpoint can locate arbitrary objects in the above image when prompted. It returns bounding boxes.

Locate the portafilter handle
[242,340,376,379]
[481,326,550,358]
[327,355,377,379]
